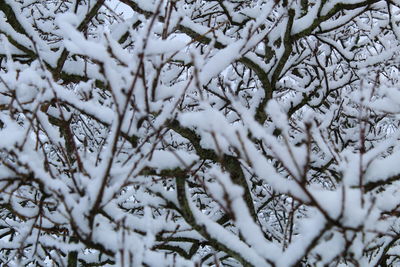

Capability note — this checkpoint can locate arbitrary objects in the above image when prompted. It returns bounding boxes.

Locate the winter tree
[1,0,400,266]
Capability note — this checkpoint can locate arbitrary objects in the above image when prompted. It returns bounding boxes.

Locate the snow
[147,150,199,171]
[292,1,321,35]
[1,0,400,266]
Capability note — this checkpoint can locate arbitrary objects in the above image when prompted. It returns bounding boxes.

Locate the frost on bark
[1,0,400,266]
